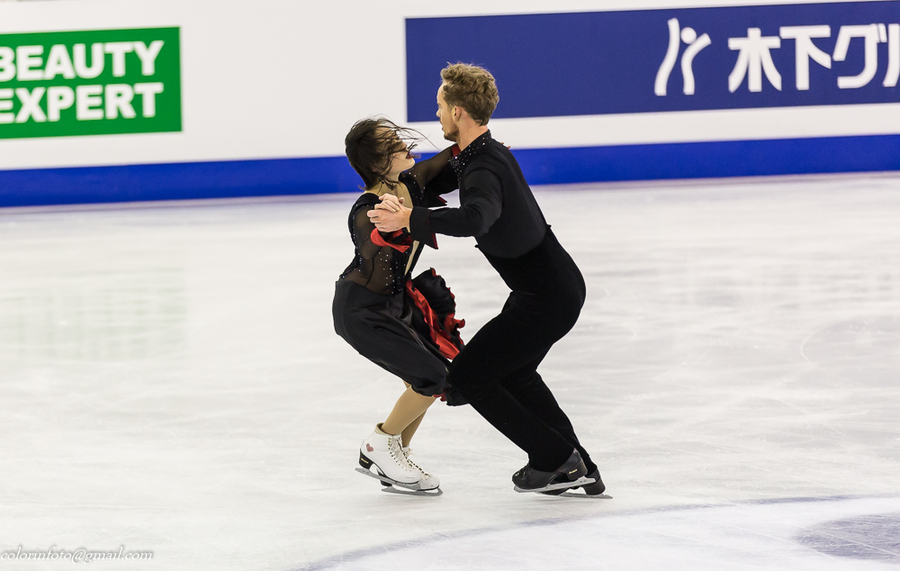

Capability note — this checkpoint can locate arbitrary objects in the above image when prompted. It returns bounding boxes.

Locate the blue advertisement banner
[406,2,900,121]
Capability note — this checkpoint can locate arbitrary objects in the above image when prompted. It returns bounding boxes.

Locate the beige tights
[380,384,436,447]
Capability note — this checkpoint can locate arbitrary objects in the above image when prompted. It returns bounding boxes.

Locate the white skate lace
[385,436,422,477]
[401,447,432,476]
[388,437,405,462]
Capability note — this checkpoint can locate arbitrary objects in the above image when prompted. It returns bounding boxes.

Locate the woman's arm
[405,146,458,201]
[352,204,382,260]
[354,201,413,256]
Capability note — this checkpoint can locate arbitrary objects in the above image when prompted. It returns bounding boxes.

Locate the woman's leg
[381,384,435,444]
[400,412,427,448]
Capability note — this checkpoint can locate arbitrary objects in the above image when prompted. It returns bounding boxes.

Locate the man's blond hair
[440,63,500,126]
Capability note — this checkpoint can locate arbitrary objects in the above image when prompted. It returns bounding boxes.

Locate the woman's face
[380,129,415,181]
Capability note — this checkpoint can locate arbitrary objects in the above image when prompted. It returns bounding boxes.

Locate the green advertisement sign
[0,27,181,139]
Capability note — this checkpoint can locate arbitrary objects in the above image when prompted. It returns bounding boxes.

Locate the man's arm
[414,168,501,236]
[369,168,502,248]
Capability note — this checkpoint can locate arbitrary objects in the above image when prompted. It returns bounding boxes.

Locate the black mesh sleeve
[351,203,381,260]
[406,147,458,204]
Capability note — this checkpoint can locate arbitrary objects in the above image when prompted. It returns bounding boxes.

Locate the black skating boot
[582,469,606,495]
[541,467,605,496]
[512,449,587,493]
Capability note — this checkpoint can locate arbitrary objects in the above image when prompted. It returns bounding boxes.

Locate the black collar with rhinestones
[450,130,492,181]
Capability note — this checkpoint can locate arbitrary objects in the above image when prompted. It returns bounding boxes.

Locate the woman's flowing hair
[344,117,427,190]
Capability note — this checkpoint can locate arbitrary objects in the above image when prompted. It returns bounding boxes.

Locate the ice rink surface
[1,173,899,570]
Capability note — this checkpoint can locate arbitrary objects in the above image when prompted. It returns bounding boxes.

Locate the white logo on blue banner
[406,1,900,120]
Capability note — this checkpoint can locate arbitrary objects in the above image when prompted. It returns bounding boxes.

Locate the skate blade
[355,467,441,496]
[381,485,443,497]
[557,491,612,499]
[513,475,595,494]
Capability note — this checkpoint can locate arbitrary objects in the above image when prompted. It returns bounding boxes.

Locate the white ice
[1,173,899,570]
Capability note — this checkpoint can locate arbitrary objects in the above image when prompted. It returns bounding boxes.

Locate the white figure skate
[356,425,442,496]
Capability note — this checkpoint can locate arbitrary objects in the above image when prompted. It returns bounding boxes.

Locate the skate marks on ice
[796,510,900,564]
[296,495,900,571]
[799,315,900,387]
[4,176,900,571]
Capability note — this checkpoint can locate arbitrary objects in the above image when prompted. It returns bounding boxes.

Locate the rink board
[1,0,899,206]
[1,134,899,207]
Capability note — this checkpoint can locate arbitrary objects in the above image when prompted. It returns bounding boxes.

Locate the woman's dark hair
[344,117,422,189]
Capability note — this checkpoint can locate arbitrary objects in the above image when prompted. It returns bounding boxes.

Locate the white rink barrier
[0,0,898,206]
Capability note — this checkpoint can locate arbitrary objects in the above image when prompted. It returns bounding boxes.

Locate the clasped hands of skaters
[368,194,410,232]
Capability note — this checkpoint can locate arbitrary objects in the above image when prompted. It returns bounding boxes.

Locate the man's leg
[448,311,573,472]
[503,366,598,474]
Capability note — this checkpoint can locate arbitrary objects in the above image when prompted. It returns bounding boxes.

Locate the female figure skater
[333,118,463,494]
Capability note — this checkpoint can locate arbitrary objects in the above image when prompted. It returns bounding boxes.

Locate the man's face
[436,84,459,143]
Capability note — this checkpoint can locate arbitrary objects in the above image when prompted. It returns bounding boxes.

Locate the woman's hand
[368,194,412,232]
[377,194,404,213]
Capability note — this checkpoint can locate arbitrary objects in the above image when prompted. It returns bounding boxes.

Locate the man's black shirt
[409,131,548,259]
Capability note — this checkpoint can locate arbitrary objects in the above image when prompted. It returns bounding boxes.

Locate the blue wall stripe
[0,156,361,208]
[1,134,898,207]
[516,134,900,185]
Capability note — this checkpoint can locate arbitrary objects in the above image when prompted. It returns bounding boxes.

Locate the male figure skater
[368,63,604,495]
